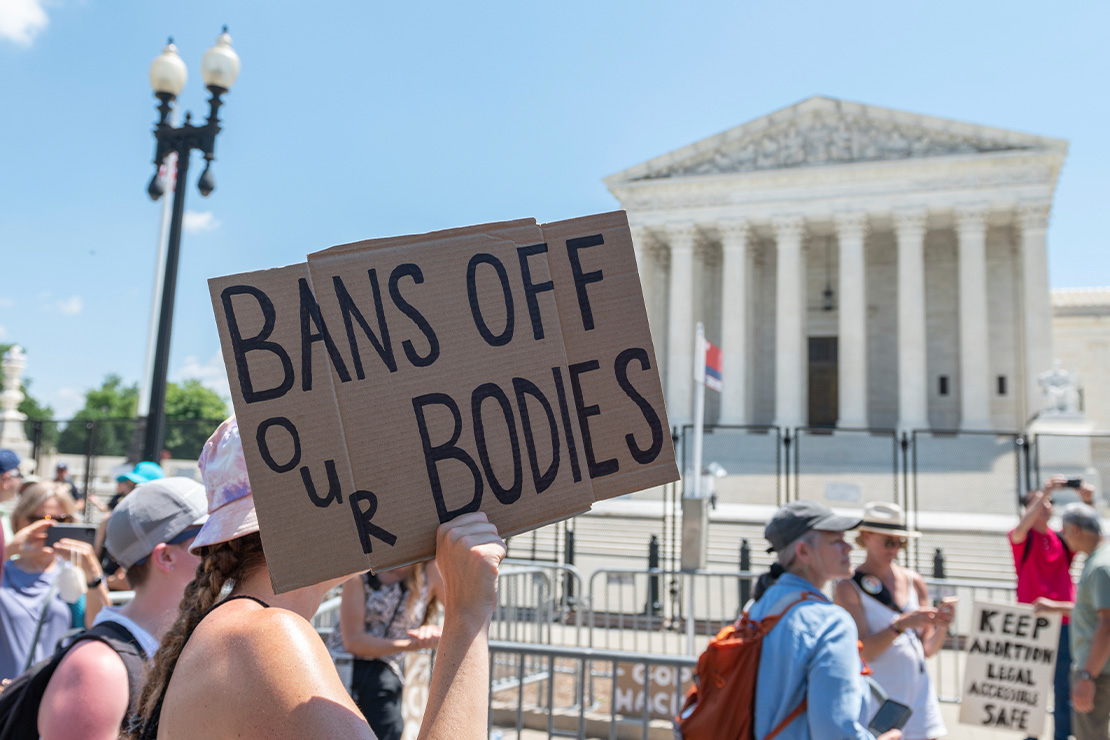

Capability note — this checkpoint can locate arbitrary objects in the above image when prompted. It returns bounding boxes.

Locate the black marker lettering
[412,393,483,522]
[566,234,604,331]
[389,264,439,368]
[614,348,665,464]
[255,417,301,473]
[220,285,294,403]
[471,382,523,505]
[299,277,351,391]
[517,243,554,341]
[300,459,343,507]
[333,272,396,378]
[552,366,582,483]
[568,360,619,478]
[466,253,514,347]
[513,377,560,493]
[349,490,398,554]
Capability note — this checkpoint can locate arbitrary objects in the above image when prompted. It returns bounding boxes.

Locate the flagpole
[138,138,177,419]
[691,322,706,500]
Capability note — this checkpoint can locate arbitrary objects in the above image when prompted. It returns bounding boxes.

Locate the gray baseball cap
[764,500,861,553]
[106,477,209,569]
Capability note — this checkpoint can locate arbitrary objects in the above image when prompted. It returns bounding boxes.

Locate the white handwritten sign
[959,600,1062,735]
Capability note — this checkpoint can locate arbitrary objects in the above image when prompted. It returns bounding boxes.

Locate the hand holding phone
[44,523,97,549]
[869,698,912,734]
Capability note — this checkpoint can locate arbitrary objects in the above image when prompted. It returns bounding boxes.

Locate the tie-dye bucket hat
[190,416,259,552]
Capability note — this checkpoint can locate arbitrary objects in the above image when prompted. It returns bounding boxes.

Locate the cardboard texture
[209,210,678,593]
[958,600,1061,735]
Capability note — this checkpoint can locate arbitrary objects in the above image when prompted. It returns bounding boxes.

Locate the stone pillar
[666,223,697,425]
[773,216,807,429]
[718,220,749,425]
[894,210,929,431]
[1019,203,1053,423]
[835,213,869,428]
[0,346,32,461]
[955,207,992,429]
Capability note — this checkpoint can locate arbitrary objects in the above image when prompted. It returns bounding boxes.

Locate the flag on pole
[695,333,723,393]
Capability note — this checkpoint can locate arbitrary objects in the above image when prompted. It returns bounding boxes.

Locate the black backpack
[0,620,147,740]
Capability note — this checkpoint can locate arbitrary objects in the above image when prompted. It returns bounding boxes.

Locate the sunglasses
[881,536,907,549]
[30,513,73,523]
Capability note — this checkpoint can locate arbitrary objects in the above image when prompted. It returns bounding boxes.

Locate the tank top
[136,595,270,740]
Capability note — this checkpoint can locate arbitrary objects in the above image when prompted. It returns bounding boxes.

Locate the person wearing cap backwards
[34,477,207,740]
[95,461,167,590]
[748,500,901,740]
[126,417,506,740]
[834,502,950,740]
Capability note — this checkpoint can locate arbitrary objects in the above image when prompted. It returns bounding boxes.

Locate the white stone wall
[924,228,960,430]
[986,225,1022,428]
[867,230,899,428]
[1054,314,1110,430]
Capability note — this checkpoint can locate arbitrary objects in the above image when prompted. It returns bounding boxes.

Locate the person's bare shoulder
[39,640,129,740]
[833,577,859,605]
[166,605,373,740]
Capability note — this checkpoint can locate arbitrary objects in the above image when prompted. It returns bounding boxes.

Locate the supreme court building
[605,96,1068,431]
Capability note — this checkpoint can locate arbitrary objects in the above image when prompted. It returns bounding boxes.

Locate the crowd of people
[4,427,1110,739]
[0,417,506,740]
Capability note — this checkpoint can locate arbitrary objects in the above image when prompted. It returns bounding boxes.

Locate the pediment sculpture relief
[639,112,1033,179]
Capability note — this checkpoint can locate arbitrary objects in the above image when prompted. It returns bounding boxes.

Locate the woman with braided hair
[126,417,505,740]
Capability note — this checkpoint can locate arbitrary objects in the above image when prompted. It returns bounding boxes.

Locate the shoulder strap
[764,699,807,740]
[1021,535,1034,566]
[66,622,149,725]
[852,570,905,614]
[135,595,270,740]
[1056,529,1072,559]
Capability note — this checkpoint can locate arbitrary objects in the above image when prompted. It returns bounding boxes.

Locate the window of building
[939,376,949,396]
[997,376,1007,396]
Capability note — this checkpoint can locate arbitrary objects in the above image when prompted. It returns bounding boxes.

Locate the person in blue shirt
[748,500,902,740]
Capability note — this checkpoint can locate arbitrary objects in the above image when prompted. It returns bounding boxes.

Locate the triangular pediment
[608,96,1067,183]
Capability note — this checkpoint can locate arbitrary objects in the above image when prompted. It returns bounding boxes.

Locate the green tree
[162,379,229,459]
[55,374,139,456]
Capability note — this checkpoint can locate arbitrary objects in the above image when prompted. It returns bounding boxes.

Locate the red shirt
[1011,527,1075,624]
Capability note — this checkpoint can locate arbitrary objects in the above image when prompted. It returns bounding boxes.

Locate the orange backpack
[677,593,819,740]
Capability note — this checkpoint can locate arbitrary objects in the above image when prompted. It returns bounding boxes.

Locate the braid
[126,533,265,739]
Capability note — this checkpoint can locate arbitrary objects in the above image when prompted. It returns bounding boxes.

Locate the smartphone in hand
[868,698,912,734]
[44,523,97,549]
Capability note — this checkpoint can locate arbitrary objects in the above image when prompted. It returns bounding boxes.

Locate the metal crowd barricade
[587,567,758,655]
[488,640,695,740]
[922,576,1017,703]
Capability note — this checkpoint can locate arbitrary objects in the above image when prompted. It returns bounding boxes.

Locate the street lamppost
[142,28,240,462]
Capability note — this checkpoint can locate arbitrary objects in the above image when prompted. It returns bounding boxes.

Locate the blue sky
[1,1,1107,418]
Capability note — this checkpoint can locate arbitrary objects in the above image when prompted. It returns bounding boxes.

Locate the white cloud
[175,352,231,401]
[0,324,7,340]
[0,0,48,46]
[56,295,83,315]
[53,386,84,419]
[183,210,221,234]
[0,297,14,308]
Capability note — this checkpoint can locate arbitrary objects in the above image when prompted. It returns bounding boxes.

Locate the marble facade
[605,96,1068,430]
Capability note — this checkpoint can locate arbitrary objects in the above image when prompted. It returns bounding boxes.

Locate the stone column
[955,207,992,429]
[835,213,869,428]
[666,223,697,425]
[630,225,655,338]
[718,220,749,424]
[1019,202,1053,422]
[773,216,807,429]
[0,346,32,461]
[894,210,929,431]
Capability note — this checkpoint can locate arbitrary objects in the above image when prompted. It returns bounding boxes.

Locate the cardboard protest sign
[614,662,693,721]
[959,600,1062,736]
[209,210,678,592]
